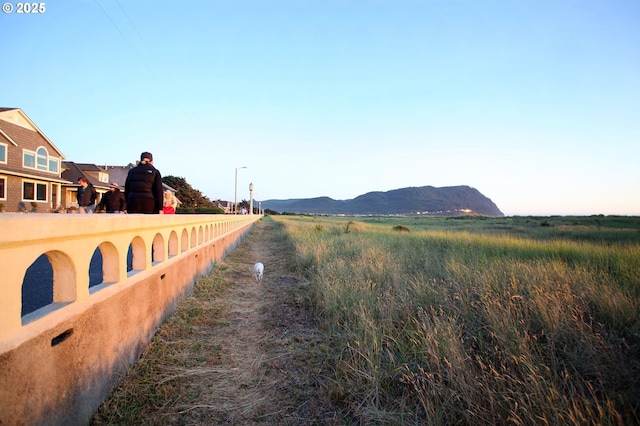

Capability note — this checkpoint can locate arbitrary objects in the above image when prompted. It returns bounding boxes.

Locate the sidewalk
[91,217,339,425]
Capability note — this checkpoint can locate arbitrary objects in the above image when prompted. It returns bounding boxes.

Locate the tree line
[162,175,250,214]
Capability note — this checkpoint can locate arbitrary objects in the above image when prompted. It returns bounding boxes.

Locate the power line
[92,0,156,77]
[115,0,156,61]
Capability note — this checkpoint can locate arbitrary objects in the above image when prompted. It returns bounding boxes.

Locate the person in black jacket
[76,177,98,214]
[124,152,164,214]
[99,183,126,213]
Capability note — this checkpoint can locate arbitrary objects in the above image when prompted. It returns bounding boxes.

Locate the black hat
[140,152,153,162]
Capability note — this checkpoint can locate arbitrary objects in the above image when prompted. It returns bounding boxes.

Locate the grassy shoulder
[91,263,236,424]
[91,217,338,425]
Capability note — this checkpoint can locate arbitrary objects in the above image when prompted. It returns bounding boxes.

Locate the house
[105,164,182,210]
[102,165,131,188]
[62,163,182,212]
[0,108,70,213]
[0,107,184,213]
[213,199,233,214]
[60,162,113,211]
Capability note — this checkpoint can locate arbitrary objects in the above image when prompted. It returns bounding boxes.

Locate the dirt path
[92,218,339,425]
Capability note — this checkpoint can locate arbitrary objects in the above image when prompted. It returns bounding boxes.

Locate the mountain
[262,185,504,216]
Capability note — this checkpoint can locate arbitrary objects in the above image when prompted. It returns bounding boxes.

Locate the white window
[23,150,35,168]
[23,180,47,202]
[0,176,6,200]
[0,143,6,164]
[49,158,59,173]
[98,172,109,183]
[37,147,47,170]
[23,146,59,173]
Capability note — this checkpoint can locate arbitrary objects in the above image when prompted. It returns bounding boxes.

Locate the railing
[0,213,261,426]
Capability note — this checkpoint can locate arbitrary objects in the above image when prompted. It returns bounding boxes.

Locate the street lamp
[234,166,247,214]
[249,182,254,215]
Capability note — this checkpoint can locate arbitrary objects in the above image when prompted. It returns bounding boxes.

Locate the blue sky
[2,0,639,215]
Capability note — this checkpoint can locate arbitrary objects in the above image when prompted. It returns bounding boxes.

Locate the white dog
[253,262,264,282]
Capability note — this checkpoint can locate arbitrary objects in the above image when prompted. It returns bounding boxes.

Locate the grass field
[272,214,640,425]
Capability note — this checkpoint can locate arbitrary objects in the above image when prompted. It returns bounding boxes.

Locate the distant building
[60,162,113,211]
[102,165,131,188]
[213,199,233,214]
[104,164,181,207]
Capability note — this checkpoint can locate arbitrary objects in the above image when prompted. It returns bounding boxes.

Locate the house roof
[103,165,131,187]
[0,108,65,158]
[103,164,177,192]
[0,110,71,183]
[74,163,105,172]
[61,161,111,190]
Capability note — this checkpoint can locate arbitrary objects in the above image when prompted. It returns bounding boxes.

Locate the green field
[271,215,640,425]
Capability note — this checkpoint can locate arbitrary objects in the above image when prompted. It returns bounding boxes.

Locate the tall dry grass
[273,216,640,425]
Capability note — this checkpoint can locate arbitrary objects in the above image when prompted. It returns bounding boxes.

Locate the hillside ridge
[262,185,504,216]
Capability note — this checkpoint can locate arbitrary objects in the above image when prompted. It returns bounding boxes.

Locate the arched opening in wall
[89,242,119,293]
[89,248,103,288]
[21,251,76,324]
[127,244,133,272]
[152,233,165,264]
[181,229,189,253]
[190,227,197,248]
[127,237,146,276]
[198,226,204,245]
[169,231,179,257]
[22,254,52,318]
